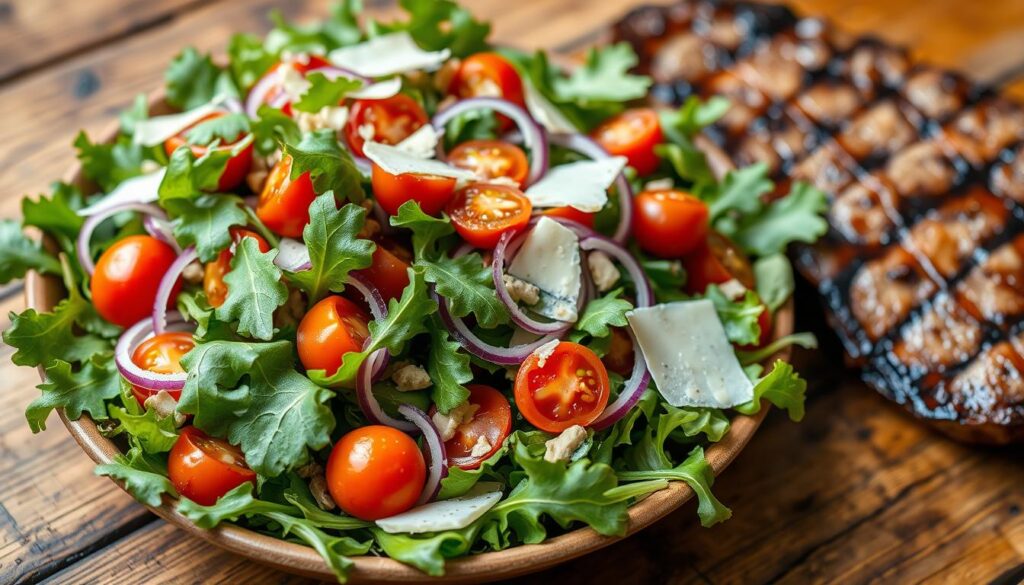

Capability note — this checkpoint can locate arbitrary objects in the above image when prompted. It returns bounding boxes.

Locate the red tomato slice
[592,108,664,176]
[541,206,596,228]
[449,53,526,131]
[632,188,709,258]
[514,342,611,433]
[371,164,457,216]
[129,331,195,406]
[437,384,512,470]
[91,235,180,328]
[682,232,755,294]
[203,228,271,307]
[446,183,532,249]
[163,111,253,191]
[167,426,256,506]
[296,295,371,377]
[345,95,428,158]
[326,425,426,520]
[256,155,317,238]
[447,140,529,187]
[352,246,411,302]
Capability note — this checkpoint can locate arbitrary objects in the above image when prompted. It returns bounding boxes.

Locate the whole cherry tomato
[371,164,457,216]
[168,426,256,506]
[592,108,664,176]
[296,295,371,377]
[514,341,611,433]
[447,140,529,187]
[326,425,426,520]
[130,331,195,406]
[352,246,411,302]
[203,228,271,307]
[433,384,512,470]
[91,235,180,328]
[163,111,253,191]
[446,183,532,249]
[345,95,428,158]
[632,189,709,258]
[256,155,316,238]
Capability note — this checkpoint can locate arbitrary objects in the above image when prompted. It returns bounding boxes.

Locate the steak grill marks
[614,0,1024,443]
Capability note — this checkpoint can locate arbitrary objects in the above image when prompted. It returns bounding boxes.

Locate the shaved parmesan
[395,124,441,159]
[363,141,475,180]
[328,32,450,78]
[77,168,167,217]
[348,76,403,100]
[627,300,754,409]
[523,78,578,134]
[524,157,627,212]
[506,217,581,322]
[375,482,503,534]
[132,101,223,147]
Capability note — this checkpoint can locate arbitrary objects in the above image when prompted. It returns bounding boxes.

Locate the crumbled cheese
[718,278,748,301]
[544,425,588,463]
[143,391,186,427]
[469,435,493,458]
[587,251,620,292]
[431,402,480,442]
[294,105,349,133]
[392,363,432,391]
[181,261,204,284]
[532,339,561,368]
[506,217,583,322]
[502,274,540,305]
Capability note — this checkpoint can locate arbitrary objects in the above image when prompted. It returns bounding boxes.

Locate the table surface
[2,0,1024,583]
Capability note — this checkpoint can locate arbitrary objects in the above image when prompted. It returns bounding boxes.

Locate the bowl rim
[26,91,791,584]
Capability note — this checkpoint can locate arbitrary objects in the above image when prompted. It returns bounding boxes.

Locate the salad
[1,1,827,581]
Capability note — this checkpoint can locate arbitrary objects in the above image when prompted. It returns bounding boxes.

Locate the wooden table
[2,0,1024,583]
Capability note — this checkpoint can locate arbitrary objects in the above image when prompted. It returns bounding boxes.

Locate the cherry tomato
[203,228,271,308]
[436,385,512,470]
[752,306,773,348]
[632,189,709,258]
[449,53,526,131]
[129,332,195,406]
[256,155,316,238]
[447,140,529,187]
[91,235,180,328]
[601,327,636,377]
[371,164,457,216]
[352,246,410,302]
[514,341,611,433]
[326,425,426,520]
[345,95,428,158]
[592,108,664,176]
[683,232,755,294]
[249,55,332,114]
[163,111,253,191]
[167,426,256,506]
[446,183,532,249]
[541,206,596,228]
[297,295,371,377]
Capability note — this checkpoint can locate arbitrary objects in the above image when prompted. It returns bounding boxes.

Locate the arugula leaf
[427,318,472,414]
[265,2,364,56]
[625,404,730,471]
[178,340,266,435]
[736,360,808,421]
[158,145,232,202]
[570,288,632,340]
[21,182,85,252]
[27,355,120,433]
[753,253,795,312]
[660,96,730,144]
[288,195,375,303]
[553,43,650,103]
[4,284,110,368]
[706,163,774,223]
[251,105,302,157]
[73,132,145,192]
[705,286,765,346]
[731,182,829,256]
[0,220,61,283]
[165,47,236,110]
[168,194,248,262]
[119,94,150,136]
[185,113,251,146]
[388,0,491,58]
[283,129,365,203]
[737,332,818,366]
[215,237,288,341]
[227,33,277,91]
[108,404,179,453]
[389,201,455,258]
[95,447,177,506]
[372,526,479,577]
[618,446,731,527]
[426,253,508,329]
[438,441,509,500]
[293,72,363,113]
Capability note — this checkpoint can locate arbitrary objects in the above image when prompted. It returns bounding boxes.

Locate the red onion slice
[548,132,634,244]
[356,349,416,432]
[491,229,574,336]
[398,404,448,505]
[143,214,181,253]
[431,97,549,186]
[590,328,651,431]
[579,235,654,308]
[152,247,198,335]
[245,67,284,118]
[275,238,313,273]
[77,203,168,275]
[115,311,194,392]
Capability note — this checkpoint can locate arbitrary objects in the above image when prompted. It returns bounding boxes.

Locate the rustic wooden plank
[0,0,204,83]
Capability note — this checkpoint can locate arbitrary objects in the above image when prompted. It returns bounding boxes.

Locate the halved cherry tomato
[163,111,253,191]
[352,246,411,302]
[541,206,596,228]
[371,164,457,216]
[434,385,512,470]
[514,341,611,433]
[256,155,316,238]
[168,426,256,506]
[249,55,332,115]
[130,331,195,406]
[203,228,271,307]
[592,108,664,176]
[296,295,371,377]
[447,140,529,187]
[633,188,709,258]
[449,53,526,131]
[601,327,635,377]
[446,183,532,249]
[345,95,428,158]
[326,425,426,520]
[91,235,180,328]
[683,231,755,294]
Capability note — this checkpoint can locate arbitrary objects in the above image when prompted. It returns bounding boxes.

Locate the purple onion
[143,214,180,253]
[152,247,198,335]
[590,328,651,430]
[115,312,194,392]
[398,404,448,505]
[491,229,574,336]
[356,349,416,432]
[274,238,313,273]
[304,65,371,85]
[77,203,168,275]
[245,68,283,118]
[579,235,654,308]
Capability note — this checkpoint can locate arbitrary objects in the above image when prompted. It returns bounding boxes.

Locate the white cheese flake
[543,425,588,463]
[328,32,450,78]
[375,482,503,535]
[395,124,441,159]
[363,141,476,180]
[523,77,578,134]
[627,300,754,409]
[587,251,620,292]
[524,157,627,212]
[506,217,582,322]
[348,76,403,100]
[132,100,226,147]
[77,168,167,217]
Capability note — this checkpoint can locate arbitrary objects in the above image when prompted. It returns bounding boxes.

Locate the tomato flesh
[371,164,457,216]
[446,183,532,249]
[345,95,428,158]
[438,385,512,470]
[352,246,411,302]
[447,140,529,187]
[256,155,317,238]
[632,189,709,258]
[130,331,195,405]
[91,235,180,328]
[163,111,253,191]
[541,206,596,228]
[297,295,371,378]
[326,425,426,520]
[514,342,610,432]
[449,53,526,130]
[592,108,663,176]
[683,232,755,294]
[203,228,271,307]
[168,426,256,506]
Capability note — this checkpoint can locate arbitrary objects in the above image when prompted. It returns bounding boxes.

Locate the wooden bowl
[26,93,792,584]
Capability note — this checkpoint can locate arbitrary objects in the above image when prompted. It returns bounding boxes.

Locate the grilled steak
[613,0,1024,443]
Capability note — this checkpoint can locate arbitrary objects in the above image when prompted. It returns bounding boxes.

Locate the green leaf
[731,182,829,256]
[178,340,266,435]
[165,47,236,110]
[227,33,277,91]
[27,355,120,433]
[158,145,233,201]
[552,43,650,103]
[119,94,150,136]
[438,441,509,500]
[265,3,365,56]
[391,0,491,58]
[168,194,248,262]
[0,220,61,283]
[293,72,364,113]
[427,318,472,414]
[425,253,508,329]
[735,360,808,421]
[288,195,375,303]
[372,526,479,577]
[73,131,145,192]
[705,286,765,346]
[185,113,251,146]
[389,201,455,259]
[707,163,774,223]
[753,253,795,312]
[4,286,110,368]
[21,182,85,252]
[108,405,180,453]
[95,447,177,507]
[283,129,365,203]
[737,332,818,366]
[659,96,730,144]
[215,237,288,341]
[656,142,713,185]
[625,404,731,471]
[618,446,731,527]
[571,288,632,340]
[251,104,302,157]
